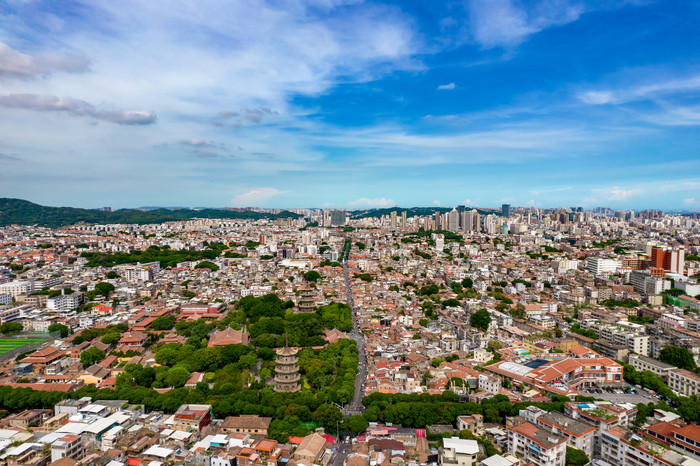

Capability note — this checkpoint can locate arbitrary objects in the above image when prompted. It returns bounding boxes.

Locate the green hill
[0,198,301,228]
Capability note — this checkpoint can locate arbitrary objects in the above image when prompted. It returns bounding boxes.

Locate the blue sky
[0,0,698,210]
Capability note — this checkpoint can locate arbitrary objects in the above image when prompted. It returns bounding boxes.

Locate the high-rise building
[502,204,511,218]
[650,246,685,275]
[484,214,500,234]
[390,211,397,228]
[472,210,481,232]
[460,210,471,232]
[330,210,346,226]
[447,208,460,232]
[401,211,407,229]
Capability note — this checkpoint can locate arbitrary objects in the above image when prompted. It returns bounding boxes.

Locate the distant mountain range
[0,198,302,228]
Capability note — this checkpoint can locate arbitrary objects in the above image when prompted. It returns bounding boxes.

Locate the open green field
[0,337,47,355]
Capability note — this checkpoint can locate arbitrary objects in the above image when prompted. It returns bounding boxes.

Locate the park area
[0,337,47,355]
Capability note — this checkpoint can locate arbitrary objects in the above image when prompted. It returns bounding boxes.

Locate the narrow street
[342,240,367,418]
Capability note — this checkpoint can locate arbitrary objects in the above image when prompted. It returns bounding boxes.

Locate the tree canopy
[470,309,491,332]
[303,271,322,282]
[0,322,23,335]
[659,346,696,371]
[566,447,589,466]
[81,347,106,368]
[195,261,220,271]
[48,323,70,338]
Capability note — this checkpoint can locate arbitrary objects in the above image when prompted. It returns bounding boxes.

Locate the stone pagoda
[273,335,301,393]
[296,283,316,313]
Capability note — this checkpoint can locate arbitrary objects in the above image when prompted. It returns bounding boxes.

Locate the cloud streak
[0,153,21,161]
[437,83,456,90]
[348,197,395,208]
[0,42,90,80]
[231,187,287,206]
[577,75,700,106]
[0,94,156,125]
[466,0,585,48]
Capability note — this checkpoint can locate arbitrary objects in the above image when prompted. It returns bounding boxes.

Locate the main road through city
[342,242,367,418]
[330,246,367,466]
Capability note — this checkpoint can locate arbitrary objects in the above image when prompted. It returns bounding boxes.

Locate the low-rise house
[51,434,84,463]
[602,425,699,466]
[220,415,272,437]
[172,404,212,433]
[78,364,112,386]
[507,421,566,466]
[294,433,328,464]
[439,437,479,466]
[667,369,700,397]
[208,327,250,347]
[643,421,700,461]
[456,414,484,436]
[536,411,596,459]
[5,409,51,428]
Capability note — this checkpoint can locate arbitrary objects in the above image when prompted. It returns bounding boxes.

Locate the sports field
[0,337,47,355]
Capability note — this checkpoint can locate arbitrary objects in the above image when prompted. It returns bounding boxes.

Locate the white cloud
[54,0,420,116]
[577,75,700,108]
[437,82,456,90]
[348,197,395,208]
[684,198,696,206]
[432,200,441,207]
[467,0,584,48]
[529,186,572,195]
[609,188,638,201]
[462,199,479,206]
[588,186,641,202]
[525,199,535,207]
[180,139,211,147]
[0,94,156,125]
[635,104,700,127]
[587,179,700,205]
[0,42,90,80]
[231,187,287,206]
[578,91,613,105]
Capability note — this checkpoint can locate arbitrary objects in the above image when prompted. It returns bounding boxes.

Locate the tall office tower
[401,211,407,229]
[323,210,332,227]
[461,210,471,232]
[390,211,397,228]
[650,246,685,275]
[502,204,511,218]
[484,214,499,234]
[472,210,481,232]
[447,208,460,232]
[330,210,346,226]
[434,212,441,230]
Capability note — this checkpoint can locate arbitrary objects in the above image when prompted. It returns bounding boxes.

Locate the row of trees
[81,243,229,268]
[360,392,572,428]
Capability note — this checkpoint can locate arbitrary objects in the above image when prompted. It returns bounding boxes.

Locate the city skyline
[1,1,699,209]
